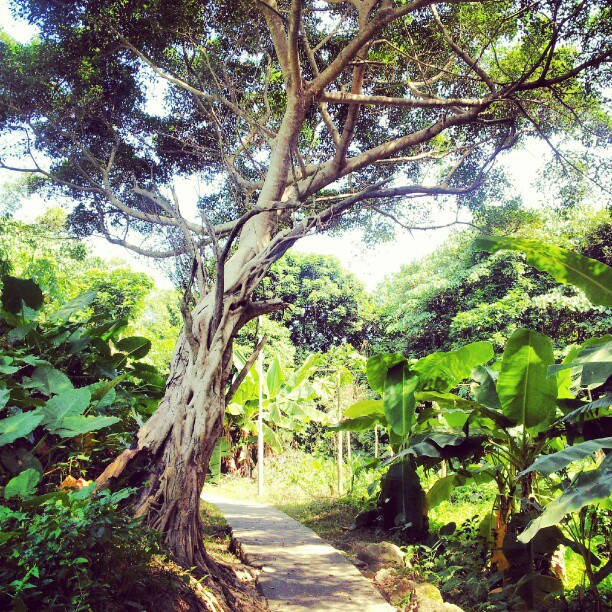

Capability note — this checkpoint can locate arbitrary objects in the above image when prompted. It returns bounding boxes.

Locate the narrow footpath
[202,491,396,612]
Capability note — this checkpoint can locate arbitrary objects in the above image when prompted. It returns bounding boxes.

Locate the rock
[413,583,464,612]
[375,568,415,607]
[374,575,465,612]
[354,541,407,570]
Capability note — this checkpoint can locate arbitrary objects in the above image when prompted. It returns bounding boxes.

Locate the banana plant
[216,351,328,476]
[335,340,495,539]
[423,330,611,606]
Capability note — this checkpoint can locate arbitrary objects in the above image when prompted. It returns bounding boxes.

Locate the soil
[107,501,268,612]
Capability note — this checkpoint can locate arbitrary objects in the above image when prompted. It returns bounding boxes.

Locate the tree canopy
[258,251,374,355]
[1,0,610,263]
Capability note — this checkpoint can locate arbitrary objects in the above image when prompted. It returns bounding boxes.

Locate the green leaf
[208,437,231,483]
[42,388,91,433]
[518,437,612,477]
[290,353,321,387]
[266,355,285,397]
[383,362,419,436]
[366,353,405,394]
[49,291,97,323]
[561,393,612,424]
[88,375,126,404]
[1,276,44,314]
[414,341,493,393]
[0,410,44,446]
[518,456,612,543]
[331,415,381,432]
[549,339,612,389]
[262,422,283,453]
[0,356,19,375]
[344,399,384,419]
[28,365,74,396]
[427,475,463,509]
[497,329,557,428]
[4,468,42,500]
[52,414,120,437]
[0,388,10,410]
[472,365,502,410]
[114,336,152,360]
[474,236,612,307]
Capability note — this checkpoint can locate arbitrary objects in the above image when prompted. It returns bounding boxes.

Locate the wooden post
[257,322,264,497]
[337,369,343,495]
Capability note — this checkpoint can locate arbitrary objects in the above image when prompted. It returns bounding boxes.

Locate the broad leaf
[414,341,494,393]
[561,393,612,424]
[518,437,612,477]
[262,423,282,453]
[549,339,612,389]
[474,236,612,307]
[208,437,231,483]
[266,355,285,397]
[472,365,502,410]
[4,468,42,500]
[28,365,74,396]
[421,391,518,430]
[331,415,381,432]
[1,276,44,314]
[52,414,120,437]
[383,362,419,436]
[366,353,405,394]
[344,399,384,419]
[0,388,10,410]
[0,356,19,375]
[114,336,151,360]
[0,409,44,446]
[50,291,97,323]
[42,388,91,433]
[519,456,612,543]
[497,329,557,428]
[384,441,441,464]
[290,353,321,387]
[427,475,460,509]
[88,375,126,405]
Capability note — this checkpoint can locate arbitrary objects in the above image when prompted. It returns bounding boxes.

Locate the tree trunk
[97,294,246,570]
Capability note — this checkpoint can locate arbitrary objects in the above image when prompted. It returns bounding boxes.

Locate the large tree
[1,0,610,572]
[258,252,374,355]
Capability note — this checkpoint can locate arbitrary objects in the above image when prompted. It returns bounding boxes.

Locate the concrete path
[202,491,396,611]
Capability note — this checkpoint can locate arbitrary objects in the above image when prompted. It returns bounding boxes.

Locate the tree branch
[225,334,268,404]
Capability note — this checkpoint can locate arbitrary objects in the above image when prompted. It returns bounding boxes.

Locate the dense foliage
[0,275,169,609]
[338,237,612,609]
[257,252,374,356]
[375,209,612,356]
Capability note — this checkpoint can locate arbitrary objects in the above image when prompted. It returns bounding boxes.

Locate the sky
[0,0,552,291]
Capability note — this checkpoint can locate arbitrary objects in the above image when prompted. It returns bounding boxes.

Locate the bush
[0,486,160,610]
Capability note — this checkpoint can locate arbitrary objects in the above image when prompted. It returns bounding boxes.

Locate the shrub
[0,485,160,610]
